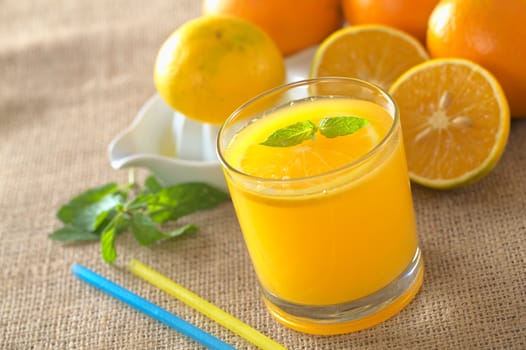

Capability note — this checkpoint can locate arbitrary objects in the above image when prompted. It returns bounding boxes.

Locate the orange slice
[239,123,381,180]
[225,99,392,181]
[310,25,429,91]
[388,58,510,189]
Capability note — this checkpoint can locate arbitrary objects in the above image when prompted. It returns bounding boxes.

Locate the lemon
[154,15,286,125]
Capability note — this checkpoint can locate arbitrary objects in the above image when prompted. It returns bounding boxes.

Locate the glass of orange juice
[217,77,423,334]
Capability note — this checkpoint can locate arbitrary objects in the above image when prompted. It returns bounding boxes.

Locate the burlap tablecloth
[1,1,525,349]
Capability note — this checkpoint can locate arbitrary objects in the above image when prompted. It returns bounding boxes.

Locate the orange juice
[218,78,422,334]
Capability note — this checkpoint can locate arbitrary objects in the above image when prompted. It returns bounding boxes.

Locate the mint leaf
[259,117,369,147]
[101,214,128,263]
[131,213,197,246]
[163,224,198,239]
[126,193,155,211]
[114,213,131,236]
[57,183,120,224]
[49,225,100,242]
[148,183,229,223]
[101,219,117,263]
[131,213,168,246]
[319,116,369,138]
[57,182,125,232]
[144,175,163,194]
[71,194,124,231]
[50,176,228,264]
[93,206,119,232]
[260,120,317,147]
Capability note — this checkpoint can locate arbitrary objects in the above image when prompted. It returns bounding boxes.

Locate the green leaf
[57,182,125,232]
[148,183,229,223]
[144,176,163,194]
[131,213,168,246]
[57,183,120,224]
[318,116,369,138]
[131,213,198,246]
[260,120,317,147]
[50,176,225,263]
[114,213,131,236]
[163,224,198,239]
[100,214,127,263]
[125,193,155,211]
[93,207,116,232]
[48,225,100,242]
[64,194,124,232]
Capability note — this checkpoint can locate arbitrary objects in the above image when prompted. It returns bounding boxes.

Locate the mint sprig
[260,120,317,147]
[260,116,369,147]
[319,116,369,138]
[49,176,228,263]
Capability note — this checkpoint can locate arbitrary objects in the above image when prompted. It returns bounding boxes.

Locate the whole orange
[154,16,285,125]
[202,0,343,56]
[427,0,526,117]
[341,0,440,42]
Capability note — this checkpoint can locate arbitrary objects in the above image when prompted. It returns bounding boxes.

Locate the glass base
[262,248,424,335]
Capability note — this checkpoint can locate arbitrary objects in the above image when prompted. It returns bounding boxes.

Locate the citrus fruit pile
[152,0,523,190]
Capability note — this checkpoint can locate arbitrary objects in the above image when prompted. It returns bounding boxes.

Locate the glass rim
[216,77,400,184]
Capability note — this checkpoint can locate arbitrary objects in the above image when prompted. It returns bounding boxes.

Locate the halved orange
[310,25,429,91]
[388,58,510,189]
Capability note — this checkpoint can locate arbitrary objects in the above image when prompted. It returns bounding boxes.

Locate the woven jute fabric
[1,1,525,349]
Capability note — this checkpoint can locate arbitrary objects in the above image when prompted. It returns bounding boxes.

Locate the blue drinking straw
[71,263,235,350]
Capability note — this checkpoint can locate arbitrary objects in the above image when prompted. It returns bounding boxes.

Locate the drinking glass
[217,77,423,334]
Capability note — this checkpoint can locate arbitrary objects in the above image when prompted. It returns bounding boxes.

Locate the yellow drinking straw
[128,259,287,350]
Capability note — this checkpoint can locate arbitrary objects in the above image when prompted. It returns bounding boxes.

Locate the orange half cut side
[389,58,510,189]
[310,25,429,91]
